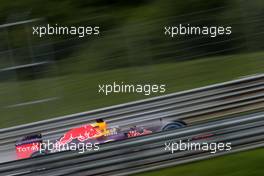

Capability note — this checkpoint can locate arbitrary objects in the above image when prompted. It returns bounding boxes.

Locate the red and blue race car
[15,119,187,159]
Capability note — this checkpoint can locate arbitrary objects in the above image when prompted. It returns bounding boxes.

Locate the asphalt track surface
[0,74,263,164]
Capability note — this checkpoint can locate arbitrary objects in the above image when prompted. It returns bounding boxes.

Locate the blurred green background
[0,0,263,127]
[0,1,263,175]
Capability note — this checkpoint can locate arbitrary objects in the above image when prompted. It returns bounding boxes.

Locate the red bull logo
[58,124,102,145]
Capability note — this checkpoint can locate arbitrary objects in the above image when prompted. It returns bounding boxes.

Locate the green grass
[0,51,263,128]
[135,148,264,176]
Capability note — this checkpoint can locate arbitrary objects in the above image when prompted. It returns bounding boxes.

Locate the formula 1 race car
[15,119,186,159]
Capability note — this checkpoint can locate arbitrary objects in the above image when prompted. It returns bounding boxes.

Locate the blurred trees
[0,0,263,78]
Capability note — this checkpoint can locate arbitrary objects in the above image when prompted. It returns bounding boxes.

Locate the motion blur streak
[0,112,263,175]
[0,75,263,163]
[0,1,263,175]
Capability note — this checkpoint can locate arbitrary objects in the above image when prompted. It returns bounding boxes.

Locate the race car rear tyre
[162,121,186,131]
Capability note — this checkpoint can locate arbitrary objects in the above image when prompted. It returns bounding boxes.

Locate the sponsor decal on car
[127,129,153,137]
[16,142,41,159]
